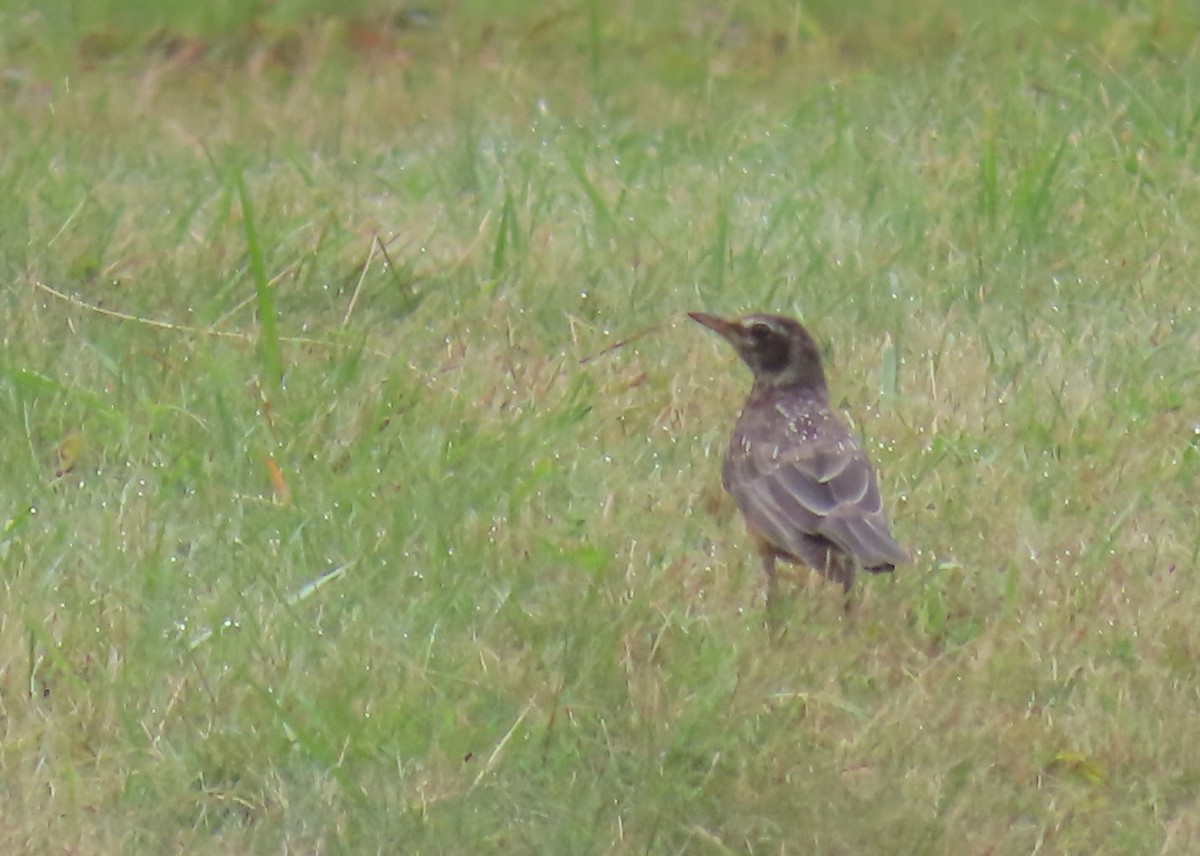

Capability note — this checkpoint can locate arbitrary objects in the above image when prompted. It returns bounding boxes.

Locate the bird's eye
[749,323,773,340]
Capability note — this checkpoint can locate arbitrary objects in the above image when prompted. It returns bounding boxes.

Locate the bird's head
[689,312,827,393]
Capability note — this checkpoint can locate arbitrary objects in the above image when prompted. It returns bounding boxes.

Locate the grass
[2,0,1200,852]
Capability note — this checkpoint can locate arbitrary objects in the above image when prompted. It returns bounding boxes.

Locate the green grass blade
[234,168,283,394]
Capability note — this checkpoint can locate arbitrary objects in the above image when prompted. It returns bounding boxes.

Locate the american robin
[689,312,908,596]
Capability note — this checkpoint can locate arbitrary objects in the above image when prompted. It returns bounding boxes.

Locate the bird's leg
[796,536,857,607]
[760,549,778,592]
[759,549,789,638]
[829,553,856,614]
[748,527,780,596]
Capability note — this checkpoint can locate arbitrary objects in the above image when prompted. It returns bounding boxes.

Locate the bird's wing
[722,407,908,568]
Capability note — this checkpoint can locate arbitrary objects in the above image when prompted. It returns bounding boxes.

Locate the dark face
[689,312,827,391]
[741,317,792,375]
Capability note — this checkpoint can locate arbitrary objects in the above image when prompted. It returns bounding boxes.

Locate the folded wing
[722,403,908,569]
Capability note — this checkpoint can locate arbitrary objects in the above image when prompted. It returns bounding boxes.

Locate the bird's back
[722,385,908,570]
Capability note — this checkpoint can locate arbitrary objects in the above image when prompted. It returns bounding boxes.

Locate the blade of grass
[587,0,602,98]
[1016,135,1067,243]
[234,168,283,394]
[25,616,90,700]
[488,188,519,290]
[565,153,615,232]
[710,191,729,292]
[879,332,899,406]
[979,124,998,225]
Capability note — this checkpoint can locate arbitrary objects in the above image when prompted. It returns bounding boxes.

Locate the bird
[689,311,908,598]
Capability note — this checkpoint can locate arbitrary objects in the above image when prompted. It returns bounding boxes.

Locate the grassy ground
[3,1,1200,853]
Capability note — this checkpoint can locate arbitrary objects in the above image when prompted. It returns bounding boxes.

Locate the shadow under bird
[689,311,908,597]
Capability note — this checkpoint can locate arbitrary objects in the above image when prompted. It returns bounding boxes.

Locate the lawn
[2,1,1199,853]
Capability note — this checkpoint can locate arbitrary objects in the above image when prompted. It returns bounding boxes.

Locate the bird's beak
[688,312,742,342]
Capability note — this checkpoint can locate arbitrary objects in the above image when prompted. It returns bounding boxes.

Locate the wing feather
[723,398,907,569]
